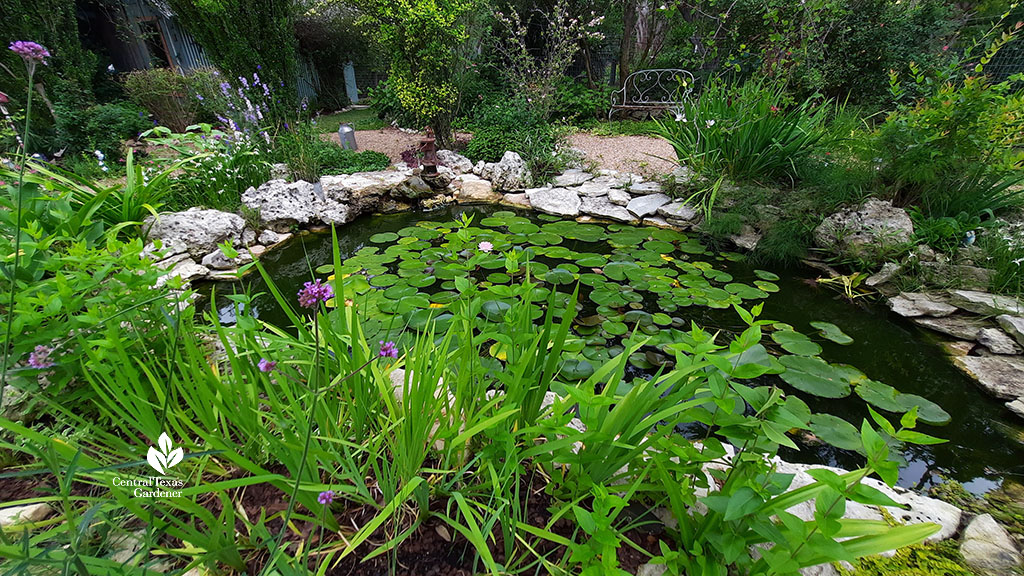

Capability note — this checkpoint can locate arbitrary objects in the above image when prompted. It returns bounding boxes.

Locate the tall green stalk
[1,56,37,411]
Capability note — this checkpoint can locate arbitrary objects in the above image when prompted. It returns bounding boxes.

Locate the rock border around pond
[142,150,1024,424]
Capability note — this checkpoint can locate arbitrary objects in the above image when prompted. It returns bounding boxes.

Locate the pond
[205,205,1024,495]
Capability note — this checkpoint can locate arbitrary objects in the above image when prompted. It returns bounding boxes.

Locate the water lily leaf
[809,414,862,452]
[778,355,853,398]
[481,300,512,321]
[855,380,951,425]
[383,285,417,299]
[370,232,399,243]
[810,321,854,345]
[771,330,823,356]
[754,280,779,293]
[407,274,436,288]
[652,313,673,326]
[545,268,576,285]
[560,358,595,380]
[369,273,399,288]
[755,270,780,281]
[604,261,640,281]
[602,320,629,336]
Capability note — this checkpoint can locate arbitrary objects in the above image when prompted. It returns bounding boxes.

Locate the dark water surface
[203,206,1024,495]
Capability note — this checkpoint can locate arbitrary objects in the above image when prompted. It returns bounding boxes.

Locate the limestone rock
[912,316,989,340]
[143,238,189,260]
[457,177,501,204]
[996,315,1024,347]
[977,328,1023,355]
[480,151,531,191]
[1007,398,1024,419]
[774,460,962,543]
[629,181,663,195]
[657,201,698,223]
[552,169,594,187]
[940,340,975,356]
[241,228,256,247]
[642,216,675,229]
[143,208,245,258]
[155,258,210,287]
[813,200,914,259]
[201,248,253,271]
[866,262,902,287]
[258,230,286,245]
[608,188,632,206]
[526,187,581,217]
[949,290,1024,317]
[960,513,1022,575]
[249,245,267,258]
[626,193,671,218]
[888,293,957,318]
[421,194,454,210]
[437,149,473,174]
[394,175,434,199]
[730,225,762,251]
[0,503,52,527]
[636,563,668,576]
[580,196,636,223]
[576,175,622,196]
[501,192,531,210]
[953,355,1024,400]
[920,262,994,291]
[241,180,320,229]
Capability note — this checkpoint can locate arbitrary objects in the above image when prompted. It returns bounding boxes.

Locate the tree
[165,0,299,100]
[356,0,480,146]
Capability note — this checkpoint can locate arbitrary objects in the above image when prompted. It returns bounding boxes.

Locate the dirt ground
[331,128,678,178]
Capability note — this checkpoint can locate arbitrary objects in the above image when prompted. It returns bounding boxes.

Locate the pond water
[205,205,1024,495]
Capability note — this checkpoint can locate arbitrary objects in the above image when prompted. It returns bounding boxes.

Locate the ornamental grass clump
[654,78,834,183]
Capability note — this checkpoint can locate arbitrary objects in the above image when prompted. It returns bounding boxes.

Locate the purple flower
[9,41,49,64]
[257,358,277,372]
[379,341,398,359]
[27,345,56,369]
[318,490,335,505]
[298,279,333,308]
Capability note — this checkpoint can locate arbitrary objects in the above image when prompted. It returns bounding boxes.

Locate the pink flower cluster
[298,279,333,308]
[9,41,49,64]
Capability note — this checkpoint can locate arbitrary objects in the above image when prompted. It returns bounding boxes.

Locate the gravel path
[331,127,679,178]
[568,133,678,178]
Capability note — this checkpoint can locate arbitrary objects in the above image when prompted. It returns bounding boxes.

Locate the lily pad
[778,355,854,398]
[370,232,399,243]
[810,321,854,345]
[771,330,823,356]
[809,414,862,452]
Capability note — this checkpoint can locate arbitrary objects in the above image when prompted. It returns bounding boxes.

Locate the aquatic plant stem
[0,65,35,410]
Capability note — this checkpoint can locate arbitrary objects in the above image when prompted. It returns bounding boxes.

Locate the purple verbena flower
[318,490,335,505]
[379,341,398,359]
[298,279,333,308]
[257,358,277,372]
[9,41,49,64]
[28,345,56,369]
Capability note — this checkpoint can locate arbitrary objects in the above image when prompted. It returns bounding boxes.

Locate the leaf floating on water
[809,414,863,452]
[771,330,823,356]
[810,321,854,345]
[778,355,855,398]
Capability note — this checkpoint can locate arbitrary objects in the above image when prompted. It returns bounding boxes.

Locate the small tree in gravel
[356,0,479,147]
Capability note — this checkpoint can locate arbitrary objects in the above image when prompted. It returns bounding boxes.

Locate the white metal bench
[609,69,695,120]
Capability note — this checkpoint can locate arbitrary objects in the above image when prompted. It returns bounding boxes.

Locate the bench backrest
[612,69,695,107]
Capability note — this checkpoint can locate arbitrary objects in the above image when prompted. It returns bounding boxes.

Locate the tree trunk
[618,0,637,87]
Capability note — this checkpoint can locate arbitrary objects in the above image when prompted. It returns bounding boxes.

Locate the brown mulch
[328,127,677,178]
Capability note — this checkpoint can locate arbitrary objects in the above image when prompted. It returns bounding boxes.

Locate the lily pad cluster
[314,210,949,446]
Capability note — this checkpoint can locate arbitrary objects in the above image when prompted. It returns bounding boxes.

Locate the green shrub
[877,71,1024,201]
[123,67,222,132]
[368,79,421,129]
[653,78,834,182]
[53,101,152,161]
[550,77,613,123]
[317,146,390,175]
[465,96,560,178]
